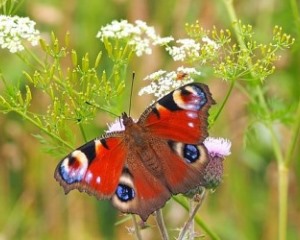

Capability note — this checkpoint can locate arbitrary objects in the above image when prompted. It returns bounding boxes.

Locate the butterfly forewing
[55,137,127,199]
[139,83,215,144]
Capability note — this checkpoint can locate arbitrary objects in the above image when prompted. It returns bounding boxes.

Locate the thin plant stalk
[131,215,143,240]
[277,100,300,240]
[278,165,289,240]
[290,0,300,39]
[212,78,236,124]
[189,199,195,240]
[284,101,300,167]
[155,209,169,240]
[178,190,206,240]
[13,108,74,150]
[172,196,220,240]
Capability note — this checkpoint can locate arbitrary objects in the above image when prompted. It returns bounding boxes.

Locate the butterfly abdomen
[124,124,164,176]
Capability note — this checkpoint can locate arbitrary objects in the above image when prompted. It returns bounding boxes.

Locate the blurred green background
[0,0,299,239]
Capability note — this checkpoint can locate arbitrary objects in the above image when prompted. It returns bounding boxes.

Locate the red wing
[110,141,209,221]
[111,160,171,221]
[55,137,127,199]
[159,142,209,194]
[139,83,215,144]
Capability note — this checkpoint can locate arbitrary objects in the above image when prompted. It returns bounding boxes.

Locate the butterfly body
[55,83,215,221]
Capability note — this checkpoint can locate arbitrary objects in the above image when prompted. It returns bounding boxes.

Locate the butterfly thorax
[121,112,163,176]
[122,112,148,148]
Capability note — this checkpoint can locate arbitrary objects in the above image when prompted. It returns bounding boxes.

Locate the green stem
[254,86,285,164]
[131,215,143,240]
[155,209,169,240]
[277,100,300,240]
[189,199,195,240]
[212,78,235,124]
[16,46,46,71]
[178,191,206,240]
[172,196,220,240]
[284,100,300,166]
[14,108,74,150]
[10,0,25,15]
[78,122,88,142]
[24,46,47,69]
[290,0,300,39]
[278,164,289,240]
[222,0,247,49]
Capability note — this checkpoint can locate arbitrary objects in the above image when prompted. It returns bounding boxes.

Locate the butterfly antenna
[128,72,135,116]
[85,101,118,117]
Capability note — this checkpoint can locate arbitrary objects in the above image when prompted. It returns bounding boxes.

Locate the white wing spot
[96,176,101,184]
[186,111,198,119]
[85,171,93,183]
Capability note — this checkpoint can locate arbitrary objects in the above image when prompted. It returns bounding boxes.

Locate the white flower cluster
[138,66,201,99]
[166,38,201,61]
[96,20,173,57]
[0,15,40,53]
[96,20,220,61]
[202,36,219,50]
[165,36,219,62]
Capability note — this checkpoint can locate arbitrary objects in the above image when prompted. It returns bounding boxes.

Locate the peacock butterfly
[54,82,215,221]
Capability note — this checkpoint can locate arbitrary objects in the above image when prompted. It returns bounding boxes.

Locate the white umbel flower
[202,36,219,50]
[139,67,201,99]
[166,38,201,61]
[96,20,173,57]
[0,15,40,53]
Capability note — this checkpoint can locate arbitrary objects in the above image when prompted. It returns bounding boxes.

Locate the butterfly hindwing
[162,141,209,193]
[111,161,171,221]
[108,136,209,221]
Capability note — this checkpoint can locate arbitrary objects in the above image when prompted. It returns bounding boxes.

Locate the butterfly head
[121,112,134,127]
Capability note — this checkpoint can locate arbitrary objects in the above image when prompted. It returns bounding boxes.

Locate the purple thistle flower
[204,137,231,158]
[202,137,231,189]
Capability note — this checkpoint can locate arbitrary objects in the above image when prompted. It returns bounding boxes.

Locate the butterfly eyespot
[172,85,208,111]
[116,184,135,202]
[59,150,89,184]
[190,85,207,110]
[183,144,200,163]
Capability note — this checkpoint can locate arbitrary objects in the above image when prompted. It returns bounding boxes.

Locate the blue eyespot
[59,164,81,184]
[193,86,207,110]
[184,144,200,163]
[116,184,135,202]
[59,155,87,184]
